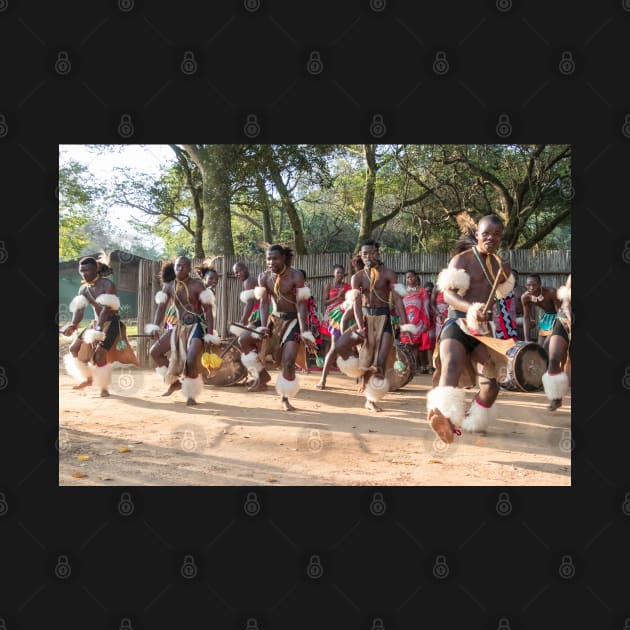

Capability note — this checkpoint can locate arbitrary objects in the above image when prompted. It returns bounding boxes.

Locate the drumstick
[482,259,504,316]
[218,335,239,359]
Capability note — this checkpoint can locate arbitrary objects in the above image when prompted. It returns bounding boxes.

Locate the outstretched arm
[145,284,171,340]
[62,291,88,336]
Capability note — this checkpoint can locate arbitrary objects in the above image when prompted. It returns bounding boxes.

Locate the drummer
[521,274,561,349]
[427,214,515,444]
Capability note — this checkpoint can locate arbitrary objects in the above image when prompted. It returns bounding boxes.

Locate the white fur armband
[200,288,215,306]
[254,286,266,300]
[96,294,120,311]
[557,285,571,303]
[436,268,470,296]
[393,283,407,297]
[145,323,160,335]
[240,289,256,304]
[83,329,106,343]
[155,290,169,305]
[296,287,311,302]
[301,331,316,344]
[466,302,488,334]
[496,273,516,299]
[204,333,221,345]
[69,295,88,313]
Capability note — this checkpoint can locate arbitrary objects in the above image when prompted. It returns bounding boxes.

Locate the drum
[198,338,248,387]
[499,340,548,392]
[386,342,416,391]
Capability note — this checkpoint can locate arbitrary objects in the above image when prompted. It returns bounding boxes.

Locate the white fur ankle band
[461,398,496,432]
[181,375,203,400]
[364,375,390,402]
[426,386,466,426]
[275,373,300,398]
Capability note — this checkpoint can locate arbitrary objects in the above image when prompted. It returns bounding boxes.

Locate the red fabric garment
[434,291,449,339]
[400,287,434,350]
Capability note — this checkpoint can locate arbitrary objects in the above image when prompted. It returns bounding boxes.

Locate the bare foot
[316,381,326,390]
[428,408,455,444]
[72,379,92,390]
[281,397,295,411]
[365,400,383,412]
[100,390,109,398]
[548,398,562,411]
[161,381,182,396]
[186,398,197,406]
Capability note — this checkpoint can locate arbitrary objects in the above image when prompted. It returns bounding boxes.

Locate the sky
[59,144,177,236]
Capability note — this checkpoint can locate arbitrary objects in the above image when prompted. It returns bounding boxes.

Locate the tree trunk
[199,145,237,255]
[256,175,273,245]
[357,144,377,247]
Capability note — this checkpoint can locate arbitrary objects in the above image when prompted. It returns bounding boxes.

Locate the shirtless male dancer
[145,256,217,406]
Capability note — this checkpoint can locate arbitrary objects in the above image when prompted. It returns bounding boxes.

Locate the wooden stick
[229,321,255,333]
[218,335,239,359]
[482,258,504,315]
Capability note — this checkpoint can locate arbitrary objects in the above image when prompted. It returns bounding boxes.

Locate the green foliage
[61,144,571,261]
[59,161,106,260]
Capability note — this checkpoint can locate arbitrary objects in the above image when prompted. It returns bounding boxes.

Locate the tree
[396,144,571,249]
[59,161,105,260]
[180,144,241,255]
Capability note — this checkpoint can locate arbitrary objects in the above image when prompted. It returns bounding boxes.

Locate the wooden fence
[134,250,571,366]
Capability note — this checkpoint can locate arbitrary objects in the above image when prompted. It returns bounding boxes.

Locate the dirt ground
[59,354,571,486]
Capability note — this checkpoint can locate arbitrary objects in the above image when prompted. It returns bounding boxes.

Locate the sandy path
[58,361,571,486]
